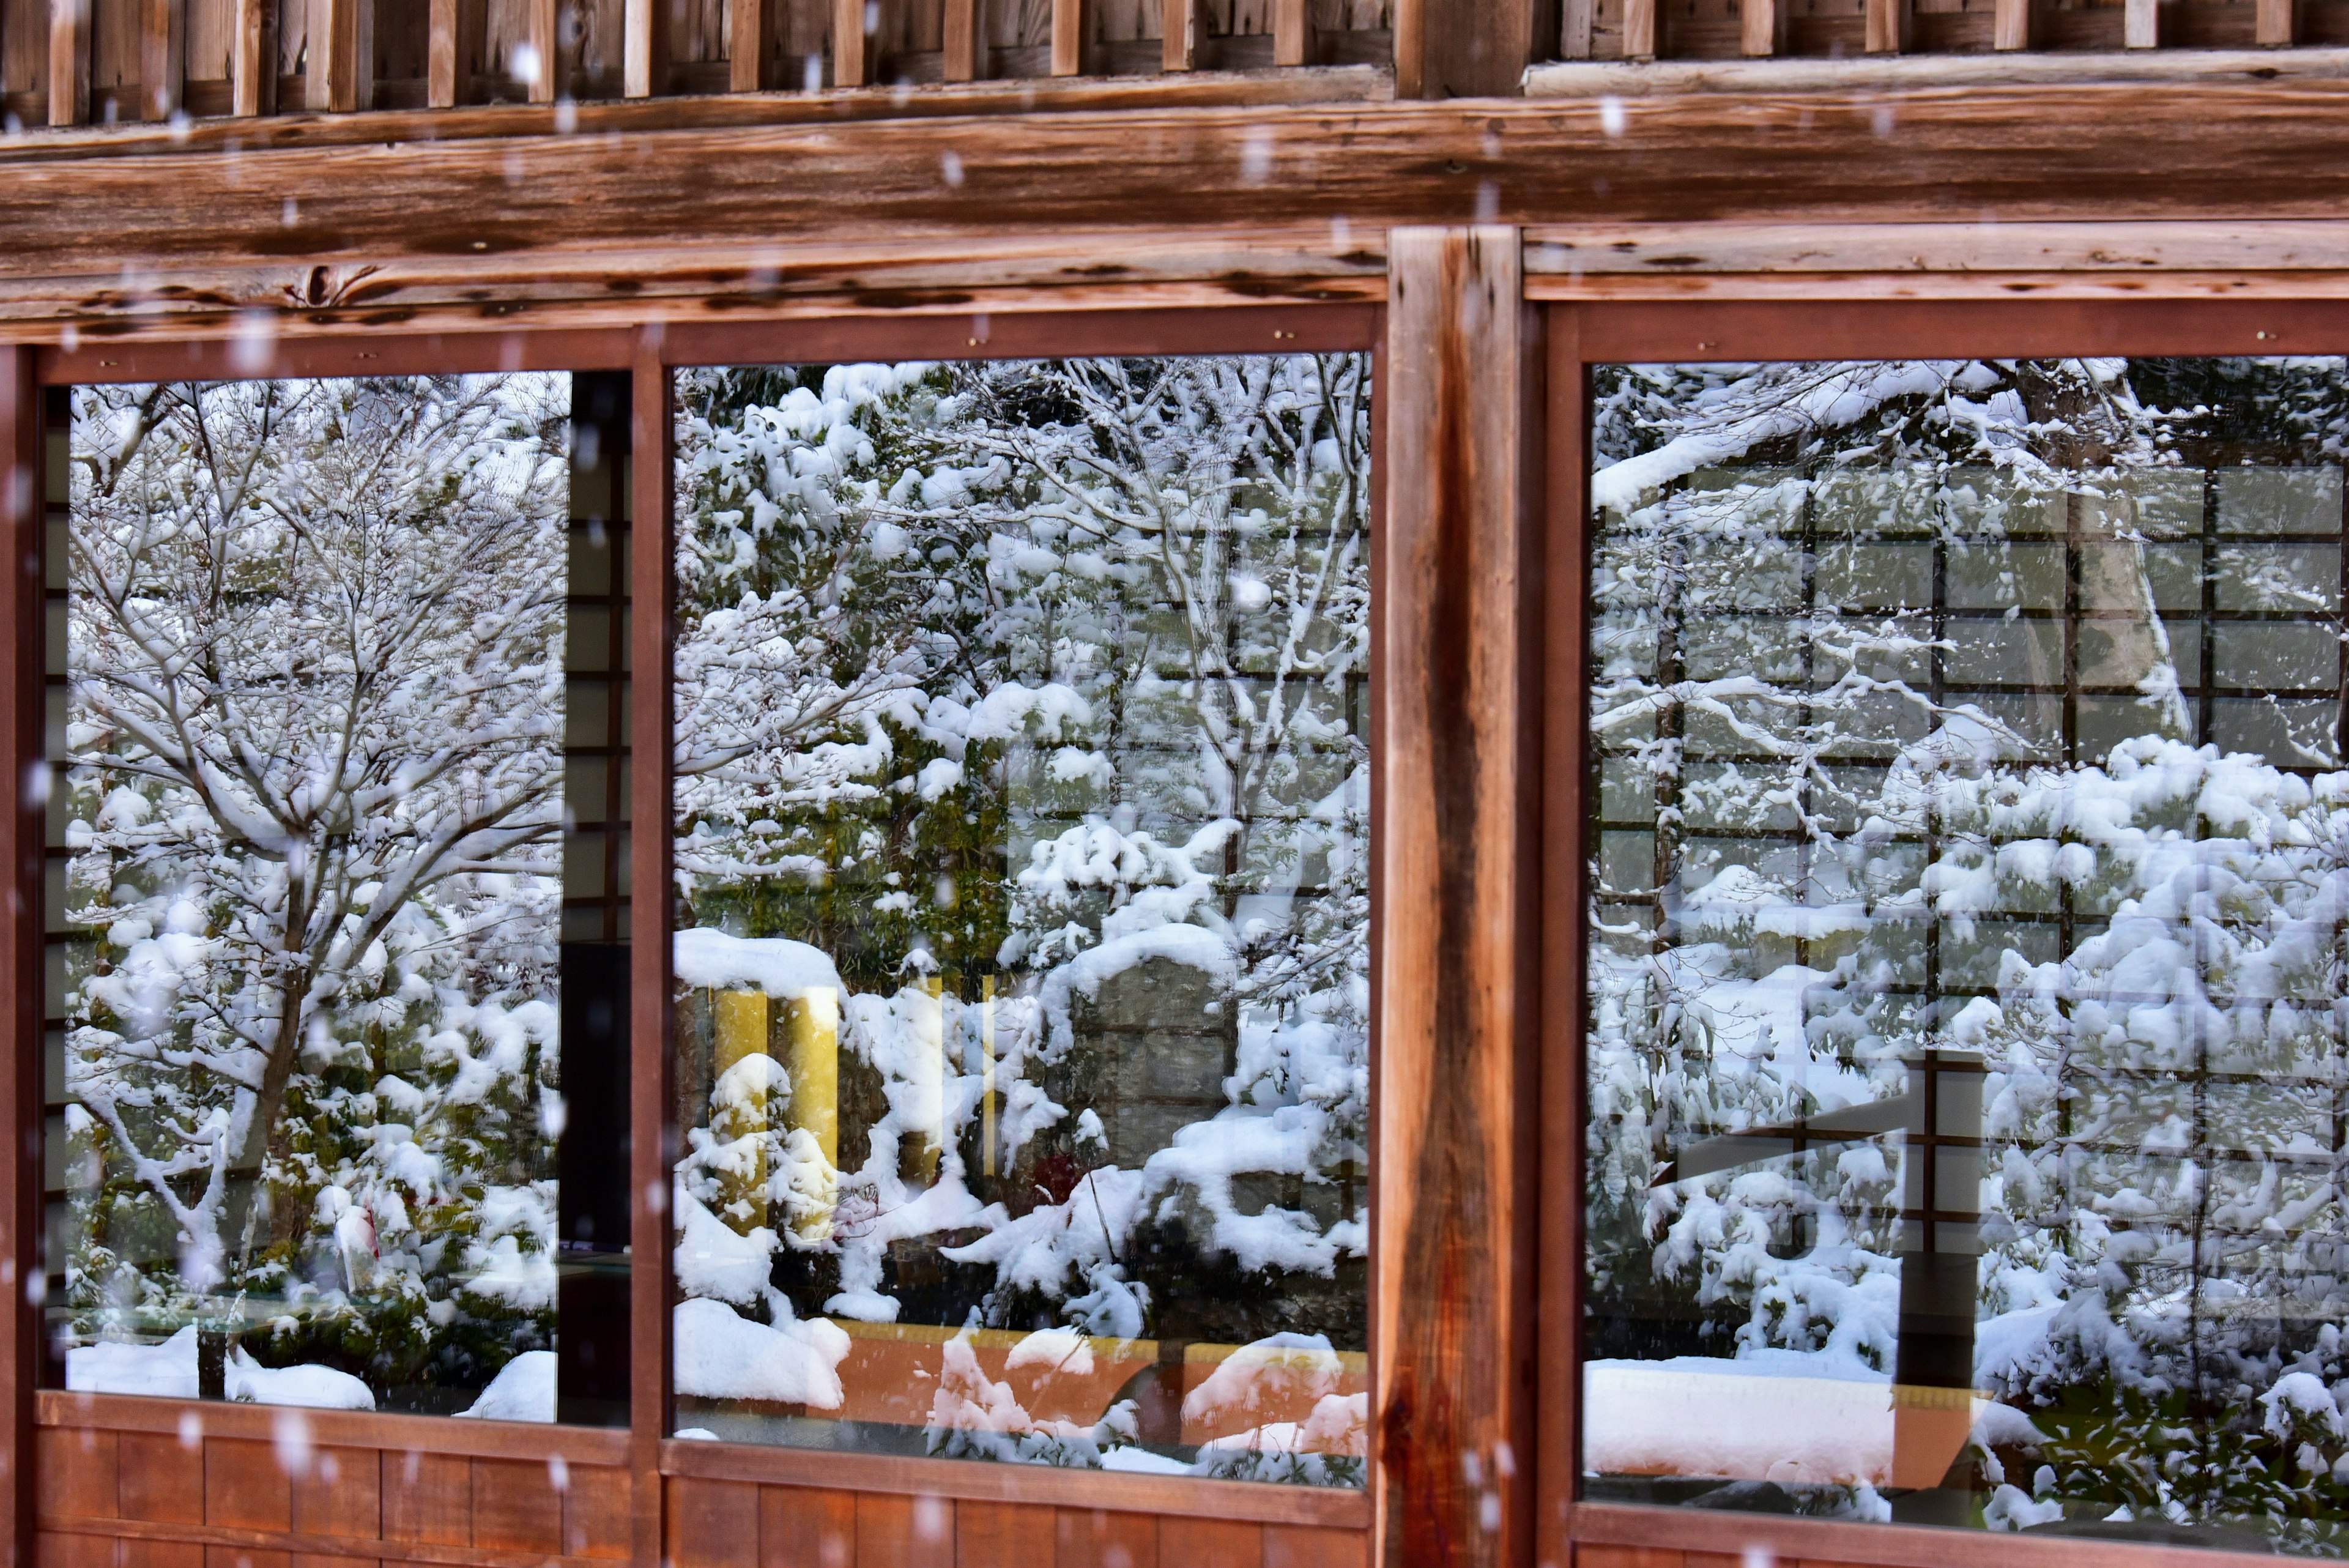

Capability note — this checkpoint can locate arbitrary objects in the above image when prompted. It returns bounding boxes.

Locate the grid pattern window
[43,373,627,1422]
[1583,357,2349,1548]
[667,355,1371,1484]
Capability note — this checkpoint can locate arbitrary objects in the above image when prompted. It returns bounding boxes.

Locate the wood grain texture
[1537,298,1586,1568]
[37,1396,629,1466]
[1739,0,1777,56]
[381,1452,472,1548]
[0,344,37,1568]
[1396,0,1530,94]
[1376,225,1538,1568]
[1570,1501,2301,1568]
[117,1436,205,1527]
[427,0,456,105]
[139,0,182,117]
[1994,0,2029,48]
[48,0,89,122]
[1160,1517,1262,1568]
[1263,1525,1369,1568]
[2125,0,2156,45]
[729,0,771,89]
[666,1478,757,1568]
[1054,1508,1156,1568]
[762,1487,856,1568]
[2259,0,2295,41]
[942,0,982,78]
[560,1469,631,1561]
[469,1459,561,1556]
[626,336,673,1568]
[1272,0,1311,62]
[525,0,556,98]
[1863,0,1907,51]
[1162,0,1201,67]
[1051,0,1088,72]
[622,0,666,94]
[832,0,866,84]
[850,1493,951,1568]
[204,1440,292,1533]
[231,0,273,112]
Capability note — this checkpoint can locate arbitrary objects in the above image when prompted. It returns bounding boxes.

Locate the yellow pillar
[783,986,839,1241]
[711,987,770,1235]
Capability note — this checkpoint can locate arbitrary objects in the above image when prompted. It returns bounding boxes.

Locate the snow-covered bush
[668,356,1370,1482]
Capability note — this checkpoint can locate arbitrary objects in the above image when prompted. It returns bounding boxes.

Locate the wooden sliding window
[1553,302,2349,1568]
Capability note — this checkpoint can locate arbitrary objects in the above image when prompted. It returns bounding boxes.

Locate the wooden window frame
[0,300,1383,1568]
[1541,295,2349,1568]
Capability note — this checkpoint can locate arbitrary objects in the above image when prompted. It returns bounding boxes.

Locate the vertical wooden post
[306,0,373,111]
[1162,0,1200,69]
[1377,226,1541,1568]
[942,0,982,80]
[232,0,276,114]
[141,0,185,119]
[0,349,40,1568]
[1272,0,1313,64]
[730,0,772,89]
[47,0,89,126]
[1535,301,1588,1568]
[1050,0,1088,75]
[1740,0,1781,58]
[1865,0,1909,51]
[1558,0,1593,57]
[428,0,458,105]
[623,0,667,97]
[833,0,867,86]
[2124,0,2156,46]
[1620,0,1655,59]
[1395,0,1537,95]
[1992,0,2030,49]
[527,0,558,100]
[627,338,675,1568]
[2257,0,2293,41]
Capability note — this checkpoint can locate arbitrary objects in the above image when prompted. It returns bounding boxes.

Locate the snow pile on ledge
[457,1350,556,1422]
[673,1297,850,1409]
[1584,1354,1894,1484]
[66,1329,374,1410]
[674,929,844,1000]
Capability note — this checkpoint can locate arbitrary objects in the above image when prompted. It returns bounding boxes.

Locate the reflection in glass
[50,375,592,1419]
[1585,359,2349,1549]
[669,356,1371,1484]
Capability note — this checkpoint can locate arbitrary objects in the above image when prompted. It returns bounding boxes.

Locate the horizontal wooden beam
[36,1391,631,1463]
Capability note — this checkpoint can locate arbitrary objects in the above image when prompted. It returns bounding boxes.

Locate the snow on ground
[65,1330,373,1410]
[673,1296,850,1409]
[456,1350,556,1422]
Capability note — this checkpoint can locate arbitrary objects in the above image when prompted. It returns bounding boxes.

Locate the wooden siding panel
[379,1449,470,1548]
[119,1543,203,1568]
[289,1447,379,1540]
[564,1464,634,1559]
[1055,1508,1156,1568]
[41,1427,119,1520]
[954,1499,1052,1568]
[118,1434,206,1526]
[762,1485,856,1568]
[470,1455,563,1555]
[204,1439,292,1534]
[43,1531,123,1568]
[852,1492,952,1568]
[1158,1517,1261,1568]
[667,1476,759,1568]
[1263,1525,1368,1568]
[204,1548,290,1568]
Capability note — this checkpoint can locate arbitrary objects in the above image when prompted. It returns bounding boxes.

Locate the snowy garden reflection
[1584,358,2349,1549]
[54,376,574,1419]
[666,357,1370,1484]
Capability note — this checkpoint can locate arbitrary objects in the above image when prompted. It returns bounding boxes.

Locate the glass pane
[1586,357,2349,1549]
[48,373,633,1422]
[670,355,1371,1485]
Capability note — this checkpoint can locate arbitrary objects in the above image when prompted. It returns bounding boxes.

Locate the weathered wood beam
[2258,0,2295,42]
[233,0,277,114]
[1163,0,1203,70]
[1376,223,1540,1568]
[1052,0,1091,75]
[943,0,982,80]
[1397,0,1537,95]
[527,0,558,100]
[2124,0,2158,46]
[1560,0,1594,58]
[141,0,185,120]
[626,338,674,1568]
[1620,0,1656,61]
[428,0,458,106]
[0,346,39,1568]
[623,0,667,97]
[305,0,373,111]
[1273,0,1313,65]
[47,0,89,127]
[834,0,868,86]
[1865,0,1910,53]
[1994,0,2030,49]
[1741,0,1783,58]
[730,0,774,89]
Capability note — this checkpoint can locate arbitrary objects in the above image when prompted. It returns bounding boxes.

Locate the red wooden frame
[1538,294,2349,1568]
[2,301,1386,1568]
